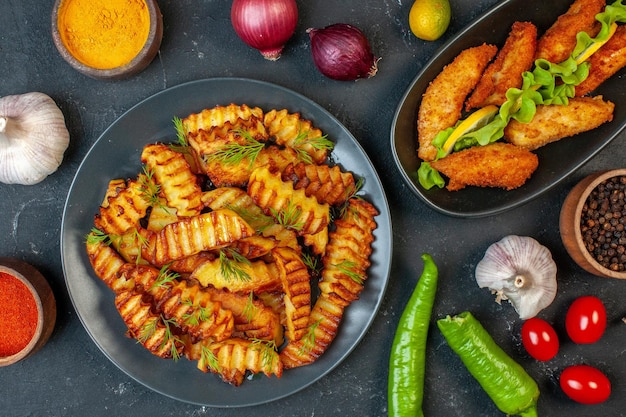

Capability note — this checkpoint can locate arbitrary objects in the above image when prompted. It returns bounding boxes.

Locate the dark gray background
[1,0,624,416]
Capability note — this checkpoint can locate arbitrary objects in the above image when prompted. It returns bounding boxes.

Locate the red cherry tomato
[521,318,559,361]
[565,296,606,344]
[560,365,611,404]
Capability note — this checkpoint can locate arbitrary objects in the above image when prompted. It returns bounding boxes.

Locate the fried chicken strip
[418,43,498,161]
[430,142,539,191]
[534,0,605,64]
[504,96,615,150]
[576,25,626,96]
[465,22,537,111]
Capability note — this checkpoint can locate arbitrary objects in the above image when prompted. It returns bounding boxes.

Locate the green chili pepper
[388,253,438,417]
[437,311,539,417]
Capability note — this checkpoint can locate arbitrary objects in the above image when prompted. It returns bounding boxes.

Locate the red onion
[307,23,379,81]
[230,0,298,61]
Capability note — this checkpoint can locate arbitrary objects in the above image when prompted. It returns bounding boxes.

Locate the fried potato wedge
[280,198,378,368]
[430,142,539,191]
[281,162,356,206]
[140,209,256,266]
[94,178,151,235]
[115,289,183,359]
[182,103,264,135]
[141,143,203,217]
[418,43,498,161]
[203,286,284,345]
[273,247,311,343]
[190,257,282,294]
[199,338,283,386]
[504,96,615,150]
[117,263,234,342]
[248,166,330,236]
[264,108,329,164]
[86,238,129,291]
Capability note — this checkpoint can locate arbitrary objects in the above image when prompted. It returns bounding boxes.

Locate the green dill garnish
[149,265,180,291]
[334,260,363,284]
[219,249,252,282]
[161,316,183,361]
[138,166,162,208]
[291,129,334,164]
[137,317,159,344]
[200,345,220,372]
[250,339,278,372]
[299,319,322,356]
[182,298,212,326]
[205,129,264,167]
[86,228,111,245]
[226,204,275,233]
[242,291,258,323]
[270,202,304,231]
[339,177,365,220]
[302,252,321,274]
[169,117,191,155]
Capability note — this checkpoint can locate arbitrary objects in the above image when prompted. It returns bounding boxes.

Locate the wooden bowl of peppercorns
[560,169,626,279]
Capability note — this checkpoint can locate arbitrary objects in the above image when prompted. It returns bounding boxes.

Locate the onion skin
[307,23,379,81]
[230,0,298,61]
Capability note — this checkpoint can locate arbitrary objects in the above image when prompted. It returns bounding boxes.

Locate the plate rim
[60,77,393,407]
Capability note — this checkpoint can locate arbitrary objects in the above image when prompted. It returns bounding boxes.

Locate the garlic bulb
[0,92,70,185]
[475,235,557,320]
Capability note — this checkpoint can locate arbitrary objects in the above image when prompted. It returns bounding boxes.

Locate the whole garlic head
[0,92,70,185]
[475,235,557,320]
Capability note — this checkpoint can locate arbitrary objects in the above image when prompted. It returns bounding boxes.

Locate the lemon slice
[575,22,618,65]
[441,105,499,155]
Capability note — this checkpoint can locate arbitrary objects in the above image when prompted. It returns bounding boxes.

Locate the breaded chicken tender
[430,142,539,191]
[576,25,626,96]
[465,22,537,111]
[504,96,615,150]
[534,0,605,64]
[418,43,498,161]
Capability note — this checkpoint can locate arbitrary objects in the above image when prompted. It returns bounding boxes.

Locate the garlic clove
[475,235,557,319]
[0,92,70,185]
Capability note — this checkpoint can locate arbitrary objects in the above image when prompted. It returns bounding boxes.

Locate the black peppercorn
[580,176,626,272]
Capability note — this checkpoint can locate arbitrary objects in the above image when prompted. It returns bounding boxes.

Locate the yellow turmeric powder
[57,0,150,70]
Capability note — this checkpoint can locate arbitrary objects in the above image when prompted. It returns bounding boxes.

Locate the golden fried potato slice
[465,21,537,111]
[118,263,234,342]
[168,252,216,274]
[254,145,301,173]
[146,201,179,232]
[227,235,278,259]
[85,238,129,291]
[140,209,256,266]
[248,166,330,236]
[418,43,498,161]
[302,227,329,256]
[190,257,282,294]
[280,198,378,368]
[187,117,268,187]
[534,0,604,64]
[504,96,615,150]
[576,25,626,97]
[94,178,151,235]
[203,286,284,345]
[182,103,264,135]
[100,178,126,208]
[202,186,300,251]
[199,338,283,386]
[430,142,539,191]
[281,162,356,206]
[264,108,329,164]
[141,143,203,217]
[115,289,183,359]
[273,247,311,343]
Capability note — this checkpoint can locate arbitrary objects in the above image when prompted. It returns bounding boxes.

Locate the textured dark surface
[1,0,625,416]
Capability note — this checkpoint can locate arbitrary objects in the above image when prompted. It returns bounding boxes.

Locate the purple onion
[231,0,298,61]
[307,23,379,81]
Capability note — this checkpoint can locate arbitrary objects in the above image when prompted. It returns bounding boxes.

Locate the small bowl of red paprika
[0,258,56,366]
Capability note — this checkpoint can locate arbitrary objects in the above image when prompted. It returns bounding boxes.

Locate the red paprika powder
[0,271,39,357]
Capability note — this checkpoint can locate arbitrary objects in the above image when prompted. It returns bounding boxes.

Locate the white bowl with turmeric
[51,0,163,80]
